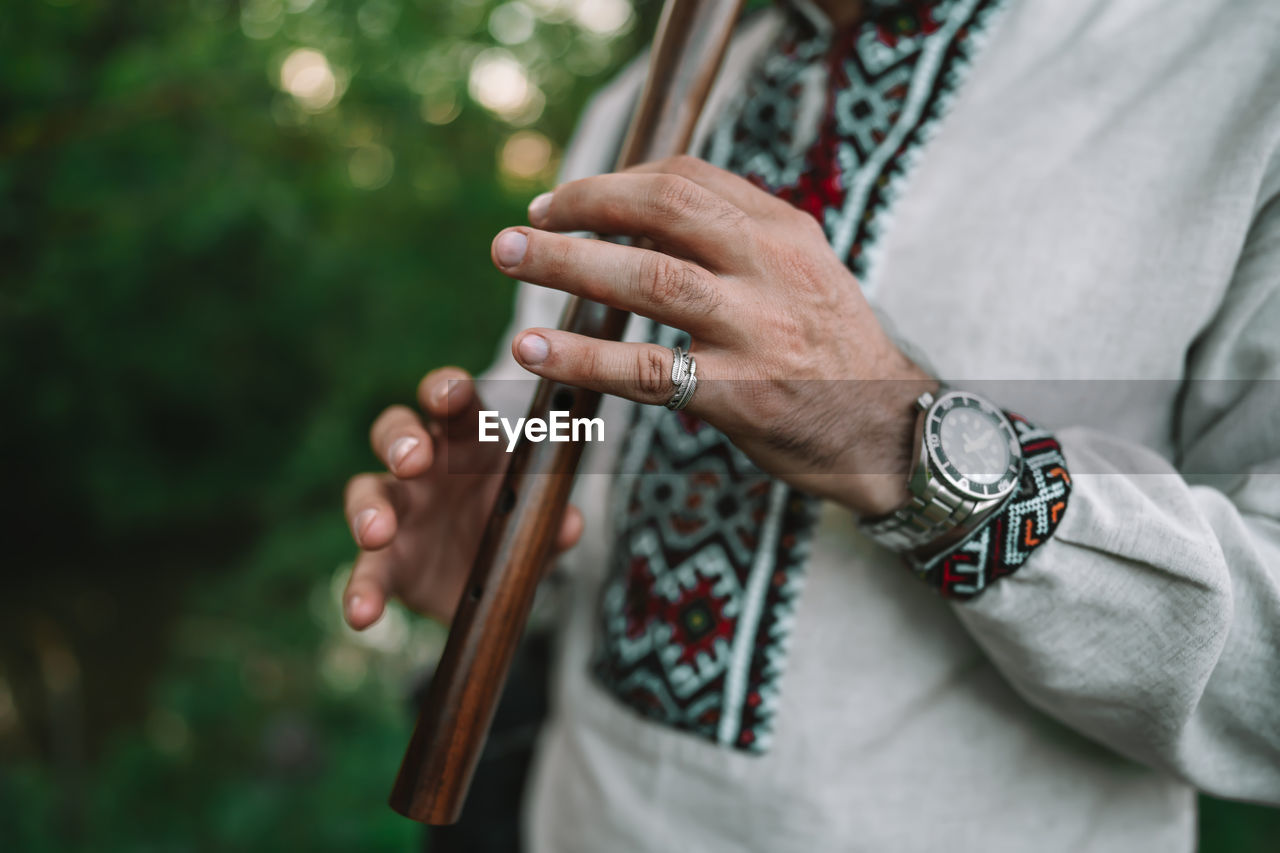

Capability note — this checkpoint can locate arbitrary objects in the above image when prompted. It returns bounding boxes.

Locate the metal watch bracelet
[860,474,1002,555]
[859,389,1020,557]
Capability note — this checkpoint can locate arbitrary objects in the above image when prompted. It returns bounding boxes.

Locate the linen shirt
[477,1,1280,849]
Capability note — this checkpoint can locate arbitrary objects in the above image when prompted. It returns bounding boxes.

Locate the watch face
[925,392,1022,500]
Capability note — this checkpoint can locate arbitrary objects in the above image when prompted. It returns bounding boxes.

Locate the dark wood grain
[389,0,746,825]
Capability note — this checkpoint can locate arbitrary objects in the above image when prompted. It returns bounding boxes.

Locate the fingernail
[494,230,528,267]
[347,594,362,617]
[528,192,553,223]
[518,333,549,366]
[431,378,466,411]
[353,509,377,543]
[389,436,419,471]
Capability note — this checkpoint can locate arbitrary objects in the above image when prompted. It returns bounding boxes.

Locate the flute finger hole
[496,486,516,515]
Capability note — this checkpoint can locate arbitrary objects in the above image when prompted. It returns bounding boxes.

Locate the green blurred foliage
[0,0,648,848]
[3,0,641,538]
[0,1,1275,850]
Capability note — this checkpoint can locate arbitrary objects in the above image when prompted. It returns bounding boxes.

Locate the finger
[343,549,395,630]
[512,327,720,414]
[492,228,728,338]
[343,473,402,551]
[554,504,585,554]
[417,366,477,420]
[625,155,796,222]
[370,404,433,478]
[417,366,499,453]
[524,172,752,272]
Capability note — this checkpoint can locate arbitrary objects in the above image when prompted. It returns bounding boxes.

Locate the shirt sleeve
[950,190,1280,803]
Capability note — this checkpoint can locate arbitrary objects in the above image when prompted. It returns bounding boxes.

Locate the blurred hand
[342,367,584,628]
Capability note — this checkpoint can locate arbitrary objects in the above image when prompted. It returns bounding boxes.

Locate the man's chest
[713,0,1273,387]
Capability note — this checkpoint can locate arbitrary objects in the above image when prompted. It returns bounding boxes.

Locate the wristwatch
[861,388,1024,556]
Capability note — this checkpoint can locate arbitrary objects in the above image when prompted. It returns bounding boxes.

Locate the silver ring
[666,347,698,411]
[671,346,688,385]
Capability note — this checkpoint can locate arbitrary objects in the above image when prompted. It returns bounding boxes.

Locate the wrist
[857,387,1025,556]
[832,372,938,517]
[914,413,1073,600]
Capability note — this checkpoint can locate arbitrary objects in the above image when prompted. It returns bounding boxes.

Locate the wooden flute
[389,0,746,825]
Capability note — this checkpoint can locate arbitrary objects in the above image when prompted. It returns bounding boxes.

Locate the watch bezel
[923,391,1022,501]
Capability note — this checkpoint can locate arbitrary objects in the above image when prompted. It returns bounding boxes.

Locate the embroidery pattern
[593,401,818,751]
[592,0,1010,753]
[713,0,1006,287]
[918,415,1073,600]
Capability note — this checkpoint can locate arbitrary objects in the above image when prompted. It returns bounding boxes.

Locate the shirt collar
[776,0,943,36]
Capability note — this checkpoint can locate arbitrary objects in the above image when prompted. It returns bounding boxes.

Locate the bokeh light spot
[279,48,339,111]
[421,90,461,125]
[320,644,368,692]
[357,0,400,39]
[572,0,632,35]
[489,2,536,45]
[468,49,539,121]
[241,0,284,40]
[527,0,572,23]
[500,130,553,181]
[348,143,395,190]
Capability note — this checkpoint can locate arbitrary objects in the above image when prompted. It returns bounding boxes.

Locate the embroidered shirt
[476,1,1280,850]
[591,0,1069,758]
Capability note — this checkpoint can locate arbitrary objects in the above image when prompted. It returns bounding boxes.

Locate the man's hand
[341,368,583,628]
[490,156,934,517]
